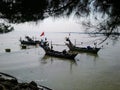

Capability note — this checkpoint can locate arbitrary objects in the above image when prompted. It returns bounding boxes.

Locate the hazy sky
[13,17,84,32]
[12,13,105,33]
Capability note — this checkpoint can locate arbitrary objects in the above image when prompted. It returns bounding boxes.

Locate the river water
[0,21,120,90]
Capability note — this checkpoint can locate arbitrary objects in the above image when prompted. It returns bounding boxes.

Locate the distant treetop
[0,0,120,36]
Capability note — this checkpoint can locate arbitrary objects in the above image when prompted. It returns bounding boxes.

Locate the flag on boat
[40,32,44,36]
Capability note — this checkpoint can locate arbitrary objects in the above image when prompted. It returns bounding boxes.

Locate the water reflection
[69,50,99,62]
[1,30,120,90]
[75,52,100,68]
[40,55,77,73]
[85,53,99,61]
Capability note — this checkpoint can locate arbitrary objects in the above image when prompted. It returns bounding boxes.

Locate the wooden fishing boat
[38,38,78,60]
[19,36,40,46]
[45,49,77,60]
[65,37,101,54]
[20,40,40,45]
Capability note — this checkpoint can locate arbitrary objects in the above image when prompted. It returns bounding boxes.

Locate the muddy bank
[0,72,52,90]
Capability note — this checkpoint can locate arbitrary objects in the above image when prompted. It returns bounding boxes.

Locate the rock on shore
[0,72,52,90]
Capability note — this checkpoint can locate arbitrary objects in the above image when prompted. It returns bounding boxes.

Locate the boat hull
[69,46,100,54]
[20,40,40,46]
[45,50,77,60]
[65,37,101,54]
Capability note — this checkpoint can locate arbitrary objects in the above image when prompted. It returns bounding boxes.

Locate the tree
[0,0,120,38]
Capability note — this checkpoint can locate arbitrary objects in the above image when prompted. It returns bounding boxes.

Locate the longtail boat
[42,44,77,60]
[20,40,40,45]
[45,50,77,60]
[65,37,101,54]
[20,36,40,45]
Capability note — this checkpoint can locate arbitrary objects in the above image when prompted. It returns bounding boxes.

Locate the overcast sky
[13,17,84,32]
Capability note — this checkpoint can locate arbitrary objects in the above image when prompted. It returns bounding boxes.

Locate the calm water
[0,30,120,90]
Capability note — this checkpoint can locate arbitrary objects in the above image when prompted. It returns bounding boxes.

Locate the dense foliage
[0,0,120,35]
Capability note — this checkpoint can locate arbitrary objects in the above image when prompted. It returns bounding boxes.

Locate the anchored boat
[42,43,77,60]
[20,36,40,46]
[45,49,77,60]
[65,37,101,54]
